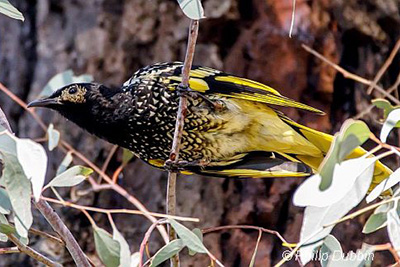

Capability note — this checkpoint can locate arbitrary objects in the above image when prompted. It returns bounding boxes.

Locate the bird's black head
[27,82,132,144]
[27,83,110,133]
[28,83,95,110]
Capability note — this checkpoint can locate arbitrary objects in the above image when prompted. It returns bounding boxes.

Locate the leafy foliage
[0,0,24,21]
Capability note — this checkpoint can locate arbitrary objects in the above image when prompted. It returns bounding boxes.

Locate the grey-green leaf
[367,167,400,203]
[1,153,32,238]
[294,157,376,207]
[56,152,73,175]
[188,228,203,256]
[47,124,60,151]
[169,219,208,254]
[381,109,400,143]
[363,212,387,234]
[122,149,134,165]
[0,0,24,21]
[47,166,92,188]
[112,224,131,267]
[0,188,12,214]
[16,138,48,202]
[177,0,205,20]
[319,120,370,190]
[320,235,342,267]
[94,226,121,267]
[150,239,185,267]
[387,208,400,257]
[298,158,374,265]
[0,214,9,242]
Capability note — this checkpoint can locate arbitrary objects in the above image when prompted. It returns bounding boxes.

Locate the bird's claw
[164,159,209,172]
[164,159,191,172]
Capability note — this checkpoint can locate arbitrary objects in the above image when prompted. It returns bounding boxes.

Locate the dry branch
[35,199,91,267]
[166,19,200,267]
[8,233,62,267]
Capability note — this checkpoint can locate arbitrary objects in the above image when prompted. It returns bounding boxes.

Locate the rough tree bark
[0,0,399,266]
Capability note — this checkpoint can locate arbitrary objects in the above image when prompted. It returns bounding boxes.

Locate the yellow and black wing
[151,62,324,114]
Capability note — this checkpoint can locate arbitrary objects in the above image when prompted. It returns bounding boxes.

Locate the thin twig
[367,39,400,95]
[29,227,65,246]
[372,243,400,264]
[61,141,170,243]
[8,233,62,267]
[249,230,263,266]
[0,247,19,255]
[139,219,167,267]
[35,198,91,267]
[289,0,296,38]
[42,196,199,222]
[302,45,400,105]
[99,145,118,183]
[166,19,200,267]
[202,225,290,246]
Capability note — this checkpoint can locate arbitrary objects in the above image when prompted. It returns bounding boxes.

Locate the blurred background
[1,0,400,266]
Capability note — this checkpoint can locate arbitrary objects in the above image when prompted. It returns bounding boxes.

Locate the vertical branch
[166,19,200,267]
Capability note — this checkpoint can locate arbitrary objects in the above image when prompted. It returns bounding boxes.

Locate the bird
[28,62,391,189]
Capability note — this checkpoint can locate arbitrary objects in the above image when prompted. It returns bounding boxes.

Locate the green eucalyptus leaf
[319,120,370,190]
[47,124,60,151]
[122,149,134,165]
[130,252,140,267]
[0,188,12,214]
[294,157,376,207]
[320,235,343,267]
[372,98,397,119]
[169,219,208,254]
[150,239,185,267]
[93,226,121,267]
[177,0,205,20]
[188,228,203,256]
[0,214,9,242]
[387,207,400,257]
[298,158,374,265]
[112,224,131,267]
[381,109,400,143]
[47,165,92,188]
[367,167,400,203]
[363,212,387,234]
[16,138,47,202]
[0,0,24,21]
[56,152,73,175]
[1,152,32,238]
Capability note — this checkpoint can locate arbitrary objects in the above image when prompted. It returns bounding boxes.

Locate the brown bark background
[1,0,400,266]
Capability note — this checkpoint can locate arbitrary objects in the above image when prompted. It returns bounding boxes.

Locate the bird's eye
[68,87,77,94]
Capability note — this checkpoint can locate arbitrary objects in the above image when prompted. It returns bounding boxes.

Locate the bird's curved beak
[27,98,61,108]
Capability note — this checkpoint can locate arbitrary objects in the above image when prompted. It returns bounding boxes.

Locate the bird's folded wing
[162,64,324,114]
[186,151,313,178]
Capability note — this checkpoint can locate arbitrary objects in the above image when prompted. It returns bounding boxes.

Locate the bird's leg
[177,84,225,112]
[164,159,209,172]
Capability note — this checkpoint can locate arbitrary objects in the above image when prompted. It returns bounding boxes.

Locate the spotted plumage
[28,62,391,186]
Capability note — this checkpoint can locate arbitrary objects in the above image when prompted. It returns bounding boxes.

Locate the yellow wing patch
[215,76,280,95]
[202,169,309,178]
